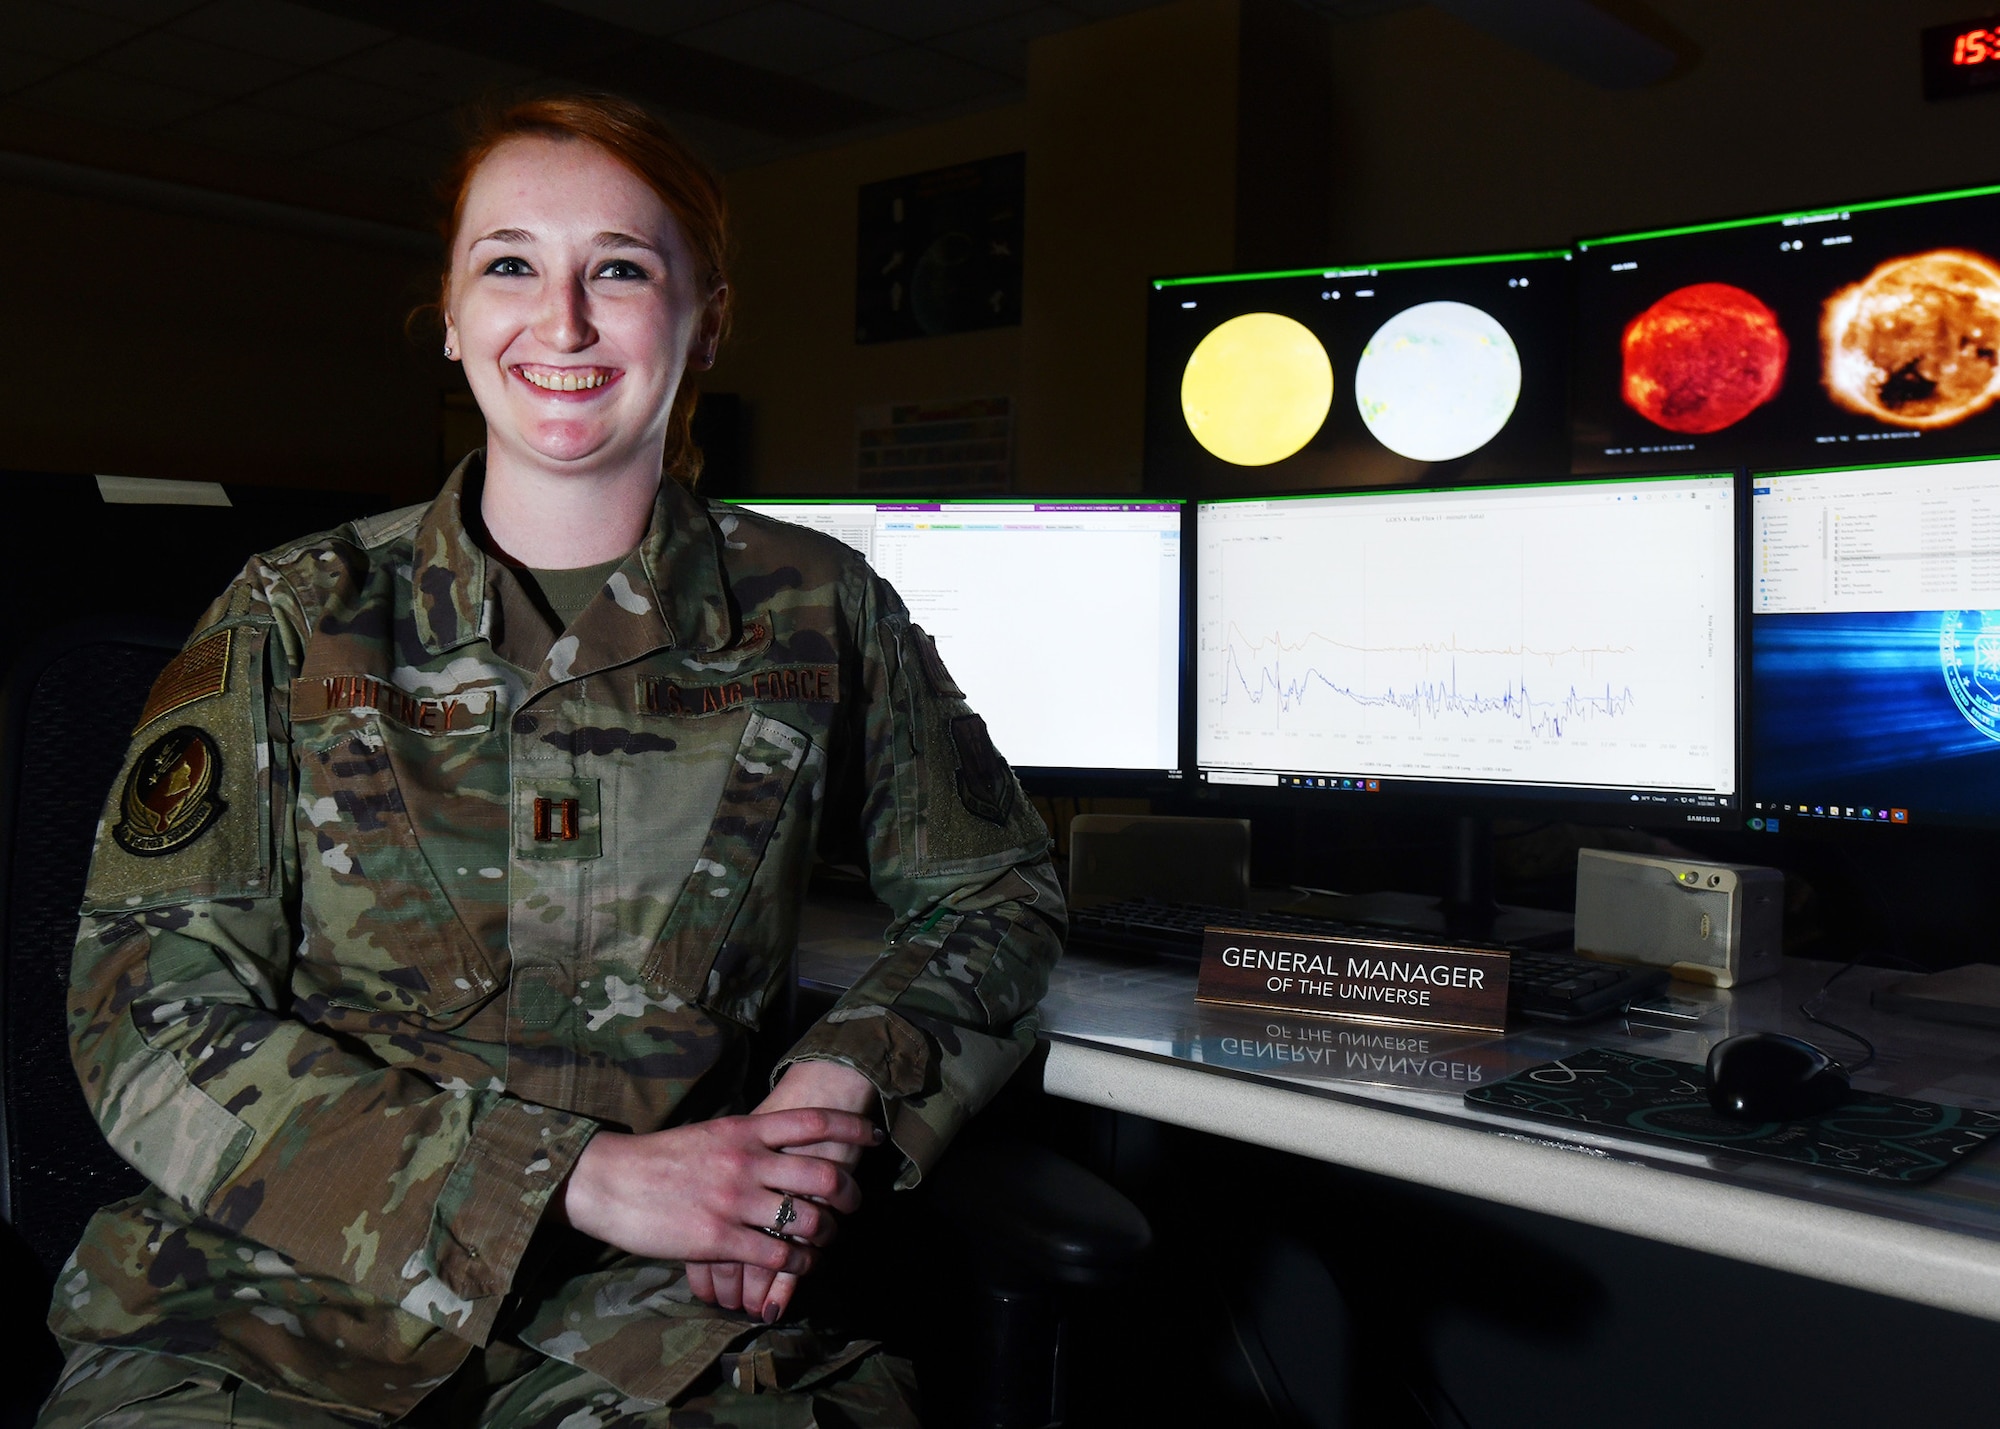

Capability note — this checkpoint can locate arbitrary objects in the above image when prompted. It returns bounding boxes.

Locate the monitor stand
[1281,815,1575,949]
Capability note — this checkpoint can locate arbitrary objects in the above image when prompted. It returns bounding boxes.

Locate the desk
[799,901,2000,1325]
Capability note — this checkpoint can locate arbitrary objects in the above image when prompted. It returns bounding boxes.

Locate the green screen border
[1759,451,2000,480]
[1152,249,1571,290]
[1579,182,2000,250]
[1196,472,1734,508]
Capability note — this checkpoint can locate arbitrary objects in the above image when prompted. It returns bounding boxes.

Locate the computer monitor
[1748,454,2000,834]
[1573,183,2000,476]
[1194,473,1741,828]
[727,497,1185,784]
[1144,249,1573,496]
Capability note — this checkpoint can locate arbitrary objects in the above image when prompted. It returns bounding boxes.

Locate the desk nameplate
[1196,927,1511,1034]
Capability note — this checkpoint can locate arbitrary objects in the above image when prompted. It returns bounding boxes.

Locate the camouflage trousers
[37,1340,922,1429]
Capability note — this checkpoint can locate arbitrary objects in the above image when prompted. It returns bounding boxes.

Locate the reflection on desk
[796,904,2000,1324]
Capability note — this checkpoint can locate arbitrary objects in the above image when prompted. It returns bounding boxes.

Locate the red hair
[438,93,731,486]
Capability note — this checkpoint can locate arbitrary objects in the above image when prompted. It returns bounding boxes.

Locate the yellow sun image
[1180,312,1334,466]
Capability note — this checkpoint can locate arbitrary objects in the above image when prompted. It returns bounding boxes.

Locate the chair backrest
[1066,814,1253,909]
[0,619,184,1280]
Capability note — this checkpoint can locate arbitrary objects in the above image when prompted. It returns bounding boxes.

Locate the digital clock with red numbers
[1953,25,2000,65]
[1925,14,2000,98]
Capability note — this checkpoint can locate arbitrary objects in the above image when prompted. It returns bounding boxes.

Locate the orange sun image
[1822,249,2000,429]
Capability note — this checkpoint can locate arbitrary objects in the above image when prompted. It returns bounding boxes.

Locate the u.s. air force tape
[638,665,839,717]
[113,725,225,857]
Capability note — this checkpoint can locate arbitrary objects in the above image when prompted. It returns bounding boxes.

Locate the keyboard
[1067,897,1668,1025]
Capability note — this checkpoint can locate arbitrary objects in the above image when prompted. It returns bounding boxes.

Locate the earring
[443,344,454,359]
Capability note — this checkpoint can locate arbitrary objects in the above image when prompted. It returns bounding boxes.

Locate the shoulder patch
[114,726,225,857]
[913,627,964,700]
[949,714,1015,826]
[135,630,231,733]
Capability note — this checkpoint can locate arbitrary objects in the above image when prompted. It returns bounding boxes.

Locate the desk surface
[799,899,2000,1323]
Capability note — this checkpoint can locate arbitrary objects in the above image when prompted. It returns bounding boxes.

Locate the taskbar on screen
[1745,800,1911,834]
[1199,768,1735,819]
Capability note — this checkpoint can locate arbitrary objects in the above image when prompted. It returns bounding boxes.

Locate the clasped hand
[558,1061,882,1324]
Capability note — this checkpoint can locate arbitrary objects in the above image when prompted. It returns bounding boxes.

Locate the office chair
[0,619,183,1425]
[1067,814,1253,909]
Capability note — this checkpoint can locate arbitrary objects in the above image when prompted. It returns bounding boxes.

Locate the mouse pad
[1466,1047,2000,1183]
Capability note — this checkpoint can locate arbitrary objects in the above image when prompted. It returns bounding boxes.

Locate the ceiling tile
[1303,0,1417,16]
[677,1,894,77]
[930,5,1076,78]
[14,65,212,125]
[379,108,461,155]
[54,0,210,23]
[251,69,438,128]
[168,0,392,65]
[308,132,457,189]
[170,100,352,157]
[93,30,300,97]
[653,107,792,172]
[800,0,1040,42]
[1059,0,1159,16]
[331,36,537,103]
[0,48,71,93]
[541,0,766,38]
[810,44,1015,113]
[9,0,140,60]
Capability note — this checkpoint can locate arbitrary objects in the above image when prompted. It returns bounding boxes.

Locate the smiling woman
[41,93,1063,1429]
[439,98,732,568]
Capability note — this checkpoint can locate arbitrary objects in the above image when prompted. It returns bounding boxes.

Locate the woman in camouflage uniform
[41,94,1063,1428]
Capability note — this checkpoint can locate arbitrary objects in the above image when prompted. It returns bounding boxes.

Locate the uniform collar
[411,455,489,656]
[411,453,733,666]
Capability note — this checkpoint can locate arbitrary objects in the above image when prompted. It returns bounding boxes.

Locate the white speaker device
[1572,850,1784,988]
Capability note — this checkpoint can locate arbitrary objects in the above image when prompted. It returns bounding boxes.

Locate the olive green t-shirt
[519,555,627,632]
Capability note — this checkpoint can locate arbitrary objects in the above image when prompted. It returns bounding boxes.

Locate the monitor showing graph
[1195,475,1740,821]
[1748,455,2000,833]
[729,498,1184,780]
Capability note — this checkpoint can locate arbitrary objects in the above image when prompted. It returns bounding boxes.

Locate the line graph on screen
[1195,484,1736,792]
[1219,624,1640,739]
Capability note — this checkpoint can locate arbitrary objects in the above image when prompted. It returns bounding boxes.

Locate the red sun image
[1621,283,1789,434]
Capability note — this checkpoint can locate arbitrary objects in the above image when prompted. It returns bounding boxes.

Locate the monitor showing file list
[730,499,1183,777]
[1750,455,2000,831]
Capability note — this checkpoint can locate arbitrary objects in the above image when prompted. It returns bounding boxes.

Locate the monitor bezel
[1185,469,1749,833]
[720,493,1193,793]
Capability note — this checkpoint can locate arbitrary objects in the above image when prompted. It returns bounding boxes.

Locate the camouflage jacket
[55,460,1064,1422]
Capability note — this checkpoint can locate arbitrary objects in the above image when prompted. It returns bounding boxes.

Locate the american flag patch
[135,629,232,733]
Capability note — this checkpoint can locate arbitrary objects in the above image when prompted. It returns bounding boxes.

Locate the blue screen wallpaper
[1753,611,2000,825]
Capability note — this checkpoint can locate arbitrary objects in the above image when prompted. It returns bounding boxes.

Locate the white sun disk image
[1354,300,1522,462]
[1181,312,1334,466]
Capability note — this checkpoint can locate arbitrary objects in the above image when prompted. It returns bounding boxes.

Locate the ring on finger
[761,1194,798,1239]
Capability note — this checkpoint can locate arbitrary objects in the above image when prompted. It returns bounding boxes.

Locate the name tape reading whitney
[1197,927,1512,1034]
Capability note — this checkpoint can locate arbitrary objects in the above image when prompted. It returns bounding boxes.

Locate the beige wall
[1018,0,1244,492]
[0,179,447,502]
[1321,0,2000,262]
[708,104,1030,493]
[715,0,1261,495]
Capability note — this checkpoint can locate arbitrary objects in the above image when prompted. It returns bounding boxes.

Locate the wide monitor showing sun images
[1144,250,1573,495]
[1573,183,2000,475]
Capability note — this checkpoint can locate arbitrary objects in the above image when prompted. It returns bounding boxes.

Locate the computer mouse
[1705,1032,1850,1121]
